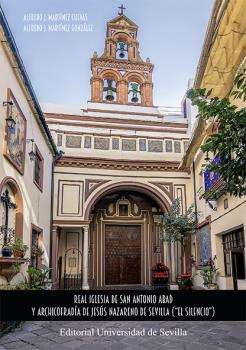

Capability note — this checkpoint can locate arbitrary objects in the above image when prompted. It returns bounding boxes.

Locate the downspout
[192,160,198,221]
[192,160,198,268]
[49,151,64,280]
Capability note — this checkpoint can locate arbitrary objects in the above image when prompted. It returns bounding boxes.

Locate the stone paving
[0,321,246,350]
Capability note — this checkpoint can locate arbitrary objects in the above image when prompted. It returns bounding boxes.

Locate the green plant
[187,70,246,197]
[0,283,29,290]
[11,239,28,254]
[200,257,218,287]
[31,245,43,257]
[176,274,193,289]
[27,265,51,290]
[160,198,197,272]
[2,244,12,250]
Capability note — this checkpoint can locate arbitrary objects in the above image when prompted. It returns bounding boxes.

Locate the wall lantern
[3,101,16,129]
[204,151,210,162]
[27,139,36,162]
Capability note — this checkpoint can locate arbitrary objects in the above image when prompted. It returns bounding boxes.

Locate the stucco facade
[43,14,193,290]
[0,9,57,285]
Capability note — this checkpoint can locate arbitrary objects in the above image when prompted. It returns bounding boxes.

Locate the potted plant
[160,199,197,276]
[152,263,169,289]
[1,244,13,257]
[11,238,28,258]
[27,265,51,290]
[200,256,218,289]
[31,245,43,258]
[176,273,193,290]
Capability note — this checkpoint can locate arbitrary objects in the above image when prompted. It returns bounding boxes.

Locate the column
[51,226,60,289]
[91,77,103,102]
[82,225,90,290]
[171,242,176,283]
[117,79,128,104]
[142,82,153,106]
[163,240,168,266]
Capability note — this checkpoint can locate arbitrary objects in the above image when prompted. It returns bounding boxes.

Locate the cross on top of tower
[118,4,126,16]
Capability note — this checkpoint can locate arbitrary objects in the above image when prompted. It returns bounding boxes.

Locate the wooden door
[105,225,141,285]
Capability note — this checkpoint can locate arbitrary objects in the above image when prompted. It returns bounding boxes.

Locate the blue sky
[1,0,214,108]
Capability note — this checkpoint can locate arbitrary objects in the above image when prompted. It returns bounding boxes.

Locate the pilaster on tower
[90,9,154,107]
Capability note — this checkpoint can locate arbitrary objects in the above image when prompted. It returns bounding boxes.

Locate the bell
[106,90,114,101]
[119,49,125,58]
[131,96,139,103]
[117,42,127,59]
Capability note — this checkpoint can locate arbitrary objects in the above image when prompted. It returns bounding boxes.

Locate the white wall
[0,41,53,284]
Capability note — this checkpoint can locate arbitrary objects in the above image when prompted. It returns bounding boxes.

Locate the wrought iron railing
[0,226,15,247]
[64,273,82,290]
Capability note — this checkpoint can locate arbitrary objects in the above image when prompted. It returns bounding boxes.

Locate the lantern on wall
[3,101,16,129]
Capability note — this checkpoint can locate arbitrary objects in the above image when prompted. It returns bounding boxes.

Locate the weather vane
[118,4,126,16]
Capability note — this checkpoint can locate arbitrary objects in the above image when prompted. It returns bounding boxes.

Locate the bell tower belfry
[90,7,154,106]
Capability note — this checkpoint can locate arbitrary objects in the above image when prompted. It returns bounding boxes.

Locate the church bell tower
[90,5,154,106]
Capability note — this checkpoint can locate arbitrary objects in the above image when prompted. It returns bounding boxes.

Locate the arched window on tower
[103,79,117,102]
[116,42,128,60]
[128,82,141,103]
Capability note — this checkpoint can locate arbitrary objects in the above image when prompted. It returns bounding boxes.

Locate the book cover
[0,1,245,349]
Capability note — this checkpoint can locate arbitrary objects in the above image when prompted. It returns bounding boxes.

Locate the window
[31,225,43,268]
[34,146,44,191]
[222,228,245,277]
[224,252,231,276]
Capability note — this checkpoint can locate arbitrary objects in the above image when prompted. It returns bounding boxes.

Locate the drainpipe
[192,160,198,221]
[192,160,198,271]
[49,151,64,279]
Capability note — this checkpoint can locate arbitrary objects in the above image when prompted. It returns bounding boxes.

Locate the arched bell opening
[116,41,128,60]
[103,79,117,102]
[128,81,141,103]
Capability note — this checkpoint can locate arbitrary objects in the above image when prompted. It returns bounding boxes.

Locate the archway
[85,184,171,289]
[85,182,171,221]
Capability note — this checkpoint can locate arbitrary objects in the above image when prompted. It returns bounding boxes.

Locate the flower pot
[1,249,13,257]
[13,251,24,258]
[178,285,192,290]
[153,282,169,290]
[207,283,217,290]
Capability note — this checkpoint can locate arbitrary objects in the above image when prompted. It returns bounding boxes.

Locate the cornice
[56,156,189,173]
[91,58,154,73]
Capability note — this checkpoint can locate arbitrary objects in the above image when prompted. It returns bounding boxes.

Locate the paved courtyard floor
[0,320,246,350]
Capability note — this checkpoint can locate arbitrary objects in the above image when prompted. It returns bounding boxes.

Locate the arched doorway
[88,188,169,289]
